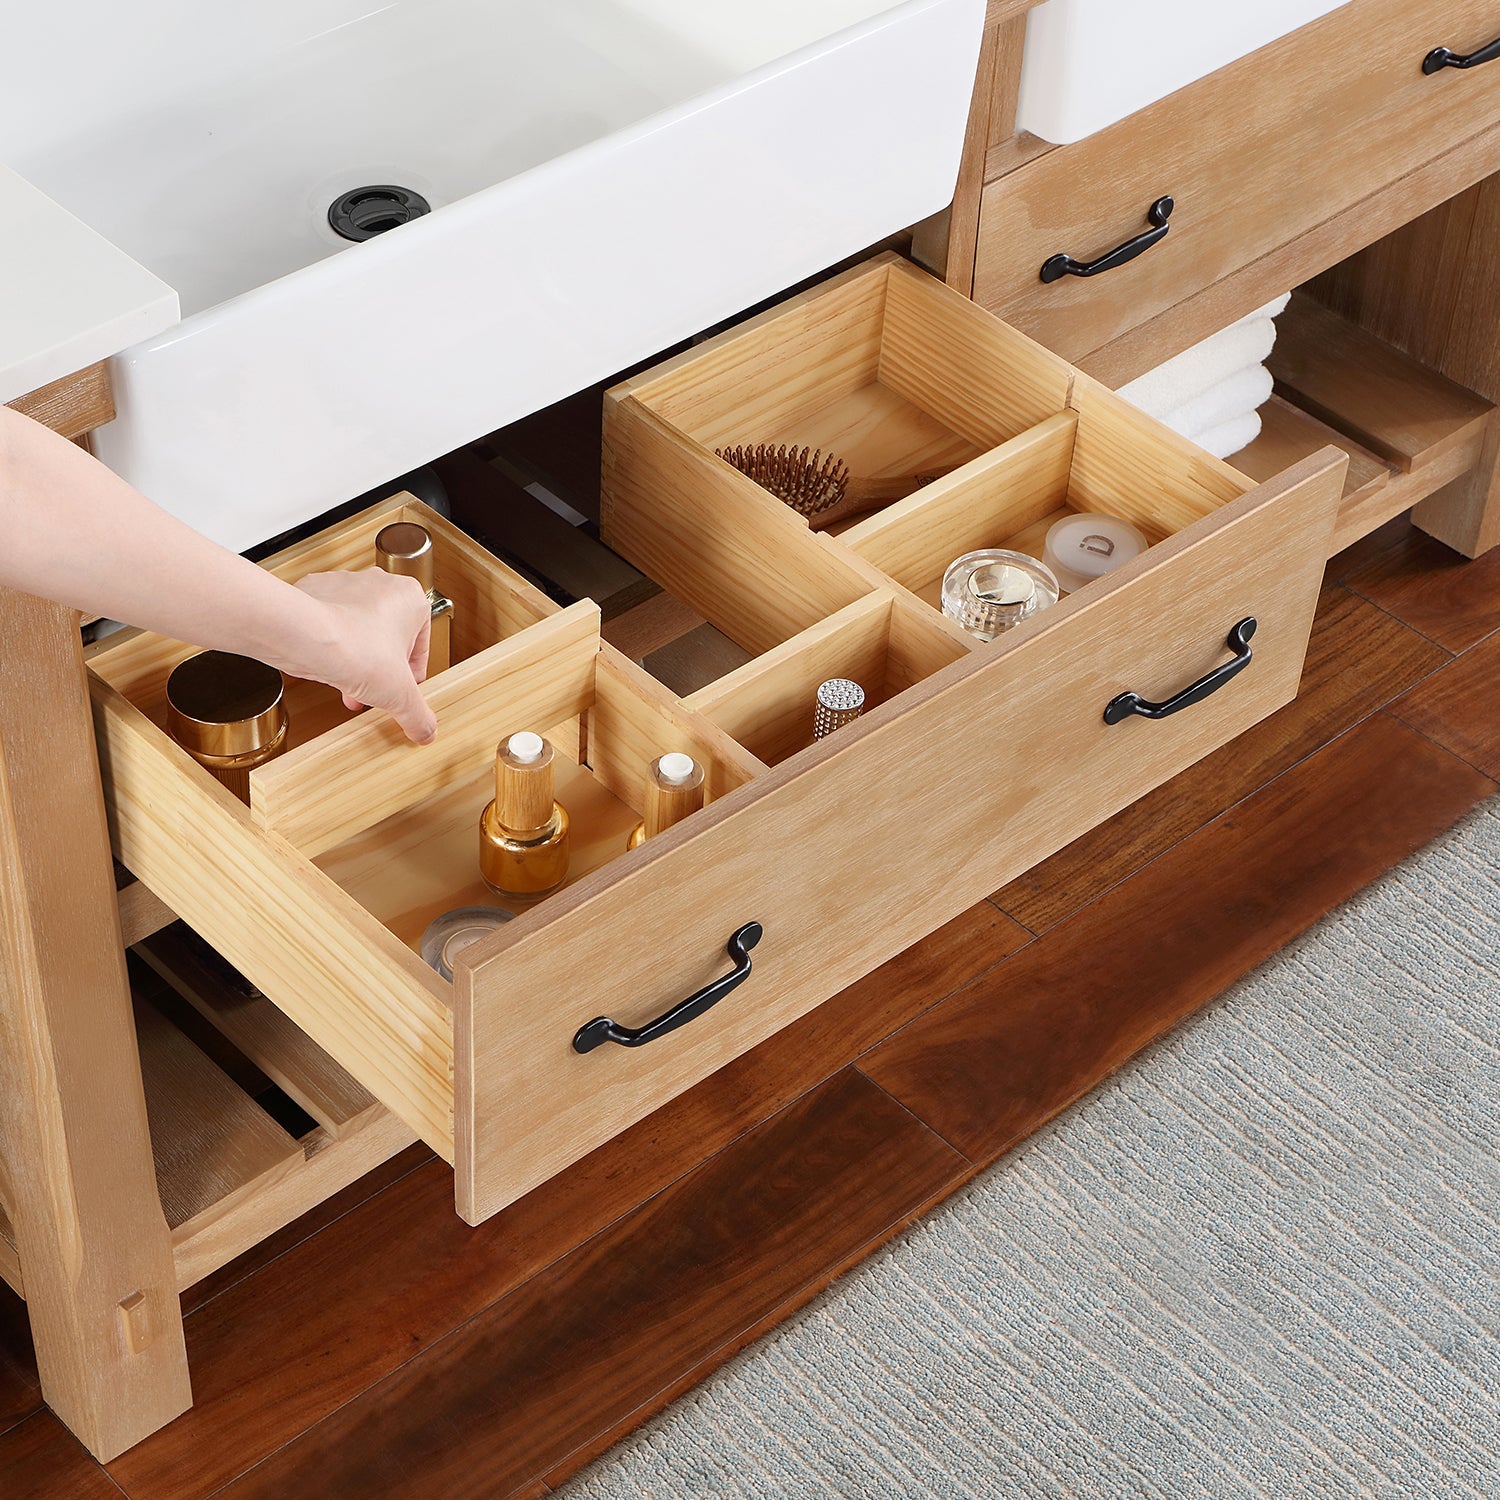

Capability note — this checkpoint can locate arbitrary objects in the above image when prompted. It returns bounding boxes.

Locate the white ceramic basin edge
[1016,0,1352,145]
[88,0,984,552]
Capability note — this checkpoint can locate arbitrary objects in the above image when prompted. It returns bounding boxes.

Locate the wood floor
[3,513,1497,1499]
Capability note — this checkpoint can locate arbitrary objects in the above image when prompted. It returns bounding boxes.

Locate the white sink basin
[1016,0,1350,145]
[3,0,983,552]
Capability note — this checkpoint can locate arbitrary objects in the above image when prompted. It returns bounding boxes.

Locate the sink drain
[327,185,431,242]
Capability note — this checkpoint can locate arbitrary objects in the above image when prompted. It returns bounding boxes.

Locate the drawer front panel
[456,450,1343,1222]
[975,0,1500,361]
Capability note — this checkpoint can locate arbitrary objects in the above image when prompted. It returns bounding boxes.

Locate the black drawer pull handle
[572,921,763,1053]
[1423,37,1500,73]
[1103,618,1257,725]
[1040,196,1174,284]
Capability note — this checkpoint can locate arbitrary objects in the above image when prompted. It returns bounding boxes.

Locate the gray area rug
[561,797,1500,1499]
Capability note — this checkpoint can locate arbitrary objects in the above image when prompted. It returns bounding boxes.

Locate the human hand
[289,568,437,744]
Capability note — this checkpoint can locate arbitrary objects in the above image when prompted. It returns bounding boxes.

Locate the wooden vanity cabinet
[11,0,1500,1459]
[4,359,114,439]
[974,0,1500,364]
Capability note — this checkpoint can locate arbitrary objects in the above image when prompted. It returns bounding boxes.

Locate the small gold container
[627,752,705,850]
[165,651,289,803]
[376,521,454,675]
[479,732,570,899]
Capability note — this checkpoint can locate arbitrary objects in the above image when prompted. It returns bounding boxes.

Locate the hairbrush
[715,443,946,531]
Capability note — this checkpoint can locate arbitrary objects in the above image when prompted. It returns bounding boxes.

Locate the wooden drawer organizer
[89,254,1346,1232]
[973,0,1500,362]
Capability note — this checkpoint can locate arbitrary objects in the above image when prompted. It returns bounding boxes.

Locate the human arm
[0,404,436,743]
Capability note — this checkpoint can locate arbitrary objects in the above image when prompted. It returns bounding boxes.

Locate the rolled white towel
[1158,363,1274,443]
[1232,292,1290,327]
[1118,317,1277,418]
[1192,409,1263,462]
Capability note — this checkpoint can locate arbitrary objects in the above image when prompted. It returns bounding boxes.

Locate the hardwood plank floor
[1342,515,1500,651]
[213,1072,965,1500]
[862,713,1496,1166]
[1390,627,1500,779]
[0,1413,123,1500]
[1,514,1495,1499]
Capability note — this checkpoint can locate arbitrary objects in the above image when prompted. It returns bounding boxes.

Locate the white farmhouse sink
[1016,0,1350,145]
[3,0,983,552]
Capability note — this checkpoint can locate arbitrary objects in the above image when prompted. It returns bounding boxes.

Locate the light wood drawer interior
[92,255,1344,1225]
[90,497,790,1221]
[686,592,969,767]
[605,255,1260,647]
[975,0,1500,362]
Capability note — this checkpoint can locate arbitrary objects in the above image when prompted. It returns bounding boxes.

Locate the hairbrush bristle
[716,443,851,516]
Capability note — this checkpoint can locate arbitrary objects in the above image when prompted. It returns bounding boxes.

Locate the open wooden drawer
[90,256,1345,1226]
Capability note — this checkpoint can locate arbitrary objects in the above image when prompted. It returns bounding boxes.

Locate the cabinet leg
[0,587,191,1461]
[1412,415,1500,557]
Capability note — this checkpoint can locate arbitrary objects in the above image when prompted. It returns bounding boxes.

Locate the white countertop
[0,163,178,405]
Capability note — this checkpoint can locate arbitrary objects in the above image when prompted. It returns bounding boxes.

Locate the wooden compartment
[836,381,1249,614]
[632,242,1071,481]
[314,645,764,954]
[91,496,555,761]
[687,591,970,766]
[92,254,1350,1227]
[601,251,1074,657]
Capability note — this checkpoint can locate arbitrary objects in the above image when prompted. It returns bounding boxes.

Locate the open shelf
[129,933,415,1292]
[132,987,305,1234]
[1231,292,1496,552]
[139,928,380,1141]
[0,936,388,1303]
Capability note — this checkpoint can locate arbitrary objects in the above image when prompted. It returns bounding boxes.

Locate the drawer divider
[249,599,601,859]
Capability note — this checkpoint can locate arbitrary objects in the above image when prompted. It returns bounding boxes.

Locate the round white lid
[442,924,499,968]
[1044,513,1149,592]
[657,752,697,784]
[507,731,545,764]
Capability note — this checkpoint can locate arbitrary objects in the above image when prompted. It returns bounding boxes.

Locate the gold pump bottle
[479,732,570,898]
[375,521,453,674]
[165,651,289,803]
[627,753,705,849]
